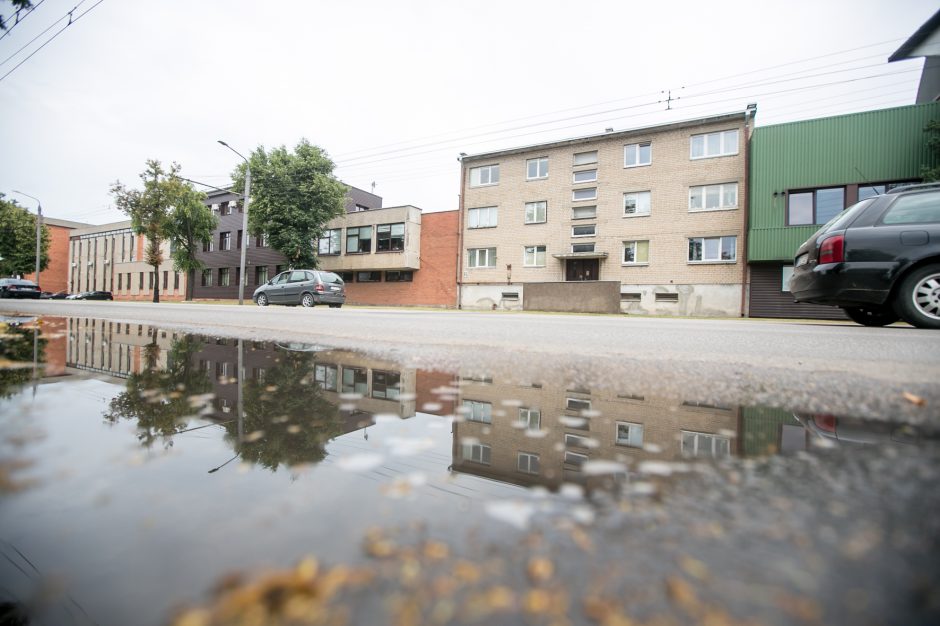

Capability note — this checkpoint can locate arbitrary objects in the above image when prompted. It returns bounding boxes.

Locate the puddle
[1,316,939,625]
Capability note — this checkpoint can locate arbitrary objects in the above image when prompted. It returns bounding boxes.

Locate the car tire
[842,305,899,327]
[894,264,940,329]
[301,293,315,308]
[329,304,342,308]
[256,293,269,307]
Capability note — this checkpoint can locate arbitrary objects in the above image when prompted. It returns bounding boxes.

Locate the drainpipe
[456,156,466,310]
[740,104,757,318]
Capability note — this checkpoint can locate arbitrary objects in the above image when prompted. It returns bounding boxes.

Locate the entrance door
[565,258,599,281]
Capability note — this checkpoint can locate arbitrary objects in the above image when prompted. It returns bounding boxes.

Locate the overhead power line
[0,0,46,42]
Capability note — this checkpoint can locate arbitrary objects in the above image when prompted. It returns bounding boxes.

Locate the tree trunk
[152,263,160,303]
[186,268,195,301]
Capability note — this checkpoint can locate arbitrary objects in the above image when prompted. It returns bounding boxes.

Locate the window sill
[523,265,546,268]
[688,207,737,213]
[375,249,405,254]
[469,183,498,189]
[468,225,498,230]
[526,176,548,182]
[623,163,652,169]
[524,221,547,225]
[621,263,649,267]
[690,153,739,161]
[345,252,373,255]
[572,198,598,203]
[623,213,650,218]
[571,234,596,238]
[687,260,737,265]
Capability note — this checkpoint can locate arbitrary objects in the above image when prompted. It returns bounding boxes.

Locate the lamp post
[11,190,42,283]
[217,141,252,305]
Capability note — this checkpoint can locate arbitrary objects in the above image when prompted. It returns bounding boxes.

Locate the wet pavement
[1,315,939,625]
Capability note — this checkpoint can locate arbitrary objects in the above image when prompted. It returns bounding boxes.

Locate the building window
[787,187,844,225]
[623,191,651,216]
[468,206,498,228]
[526,157,548,180]
[346,226,373,253]
[564,451,587,467]
[237,230,243,249]
[118,273,122,290]
[126,272,131,290]
[469,164,499,187]
[572,243,595,253]
[858,181,916,201]
[385,270,413,282]
[314,364,338,391]
[201,269,213,287]
[688,236,737,262]
[572,205,596,220]
[222,202,232,216]
[572,224,595,237]
[690,129,739,159]
[467,247,497,268]
[341,367,368,395]
[203,239,214,252]
[318,229,342,255]
[523,245,546,267]
[624,142,652,167]
[517,452,540,475]
[573,188,597,202]
[219,232,231,251]
[219,268,231,286]
[782,265,794,292]
[163,271,168,290]
[148,272,154,289]
[377,223,405,251]
[372,370,401,400]
[354,204,370,212]
[616,422,644,447]
[463,400,492,423]
[339,271,354,282]
[462,443,491,465]
[255,233,269,248]
[356,271,381,282]
[681,431,732,458]
[573,150,597,165]
[573,169,597,183]
[689,183,738,211]
[525,201,547,224]
[623,240,650,265]
[255,266,269,285]
[566,397,592,412]
[174,272,180,290]
[519,407,540,430]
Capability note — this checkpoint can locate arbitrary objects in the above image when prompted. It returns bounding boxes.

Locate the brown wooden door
[565,259,599,281]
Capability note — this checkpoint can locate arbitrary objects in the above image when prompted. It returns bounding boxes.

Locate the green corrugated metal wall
[748,103,940,261]
[741,406,802,457]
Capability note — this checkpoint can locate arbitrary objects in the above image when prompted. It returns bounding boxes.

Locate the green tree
[231,139,347,268]
[0,322,45,399]
[0,194,49,278]
[164,182,216,301]
[1,1,32,31]
[922,119,940,182]
[111,160,180,303]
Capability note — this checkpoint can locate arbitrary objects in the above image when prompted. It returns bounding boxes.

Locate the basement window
[655,293,678,303]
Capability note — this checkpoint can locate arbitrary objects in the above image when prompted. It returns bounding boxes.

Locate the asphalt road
[3,299,939,421]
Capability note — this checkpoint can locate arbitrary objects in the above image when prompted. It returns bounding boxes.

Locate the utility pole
[218,141,252,305]
[12,190,42,283]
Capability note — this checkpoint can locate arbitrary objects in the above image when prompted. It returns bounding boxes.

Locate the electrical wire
[0,0,46,42]
[0,0,80,68]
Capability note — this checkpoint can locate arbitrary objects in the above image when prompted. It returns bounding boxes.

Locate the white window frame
[624,142,652,168]
[571,224,596,238]
[564,450,588,467]
[467,206,498,229]
[526,157,548,180]
[469,164,499,187]
[573,169,597,183]
[573,150,597,166]
[467,247,497,268]
[690,129,739,159]
[572,205,597,220]
[622,240,649,265]
[571,243,595,253]
[517,452,540,475]
[689,183,738,212]
[681,430,732,458]
[525,201,547,224]
[615,421,644,447]
[523,245,546,267]
[519,407,541,430]
[462,399,492,423]
[688,236,737,263]
[566,397,592,412]
[573,187,597,202]
[623,191,651,217]
[462,443,492,465]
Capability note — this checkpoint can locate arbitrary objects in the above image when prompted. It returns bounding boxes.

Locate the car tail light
[812,415,837,433]
[314,284,325,293]
[818,235,844,264]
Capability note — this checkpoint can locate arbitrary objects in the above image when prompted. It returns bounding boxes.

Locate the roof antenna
[371,181,376,194]
[854,166,879,195]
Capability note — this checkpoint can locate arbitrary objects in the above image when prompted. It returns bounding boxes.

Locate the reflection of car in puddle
[794,413,924,446]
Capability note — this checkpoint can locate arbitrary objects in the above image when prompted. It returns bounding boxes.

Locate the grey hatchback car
[252,269,346,308]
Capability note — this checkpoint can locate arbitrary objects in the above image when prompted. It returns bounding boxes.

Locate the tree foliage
[0,0,32,31]
[0,193,49,278]
[231,139,347,269]
[0,322,45,399]
[164,183,216,300]
[922,119,940,182]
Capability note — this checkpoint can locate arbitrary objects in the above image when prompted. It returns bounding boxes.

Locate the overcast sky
[0,0,935,225]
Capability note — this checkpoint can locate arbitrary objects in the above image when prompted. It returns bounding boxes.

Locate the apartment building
[68,220,186,300]
[194,185,458,307]
[23,217,89,294]
[458,111,754,316]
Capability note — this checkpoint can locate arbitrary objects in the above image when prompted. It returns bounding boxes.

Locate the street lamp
[217,140,252,305]
[11,190,42,284]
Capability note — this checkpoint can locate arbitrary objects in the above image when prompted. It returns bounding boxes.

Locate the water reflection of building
[66,318,178,379]
[451,376,742,491]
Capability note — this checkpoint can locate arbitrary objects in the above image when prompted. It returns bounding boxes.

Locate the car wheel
[256,293,269,307]
[842,305,899,327]
[894,264,940,329]
[301,293,315,308]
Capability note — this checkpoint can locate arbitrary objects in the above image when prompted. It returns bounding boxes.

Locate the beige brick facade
[459,112,753,316]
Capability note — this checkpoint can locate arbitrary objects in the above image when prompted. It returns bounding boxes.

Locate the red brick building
[24,217,89,294]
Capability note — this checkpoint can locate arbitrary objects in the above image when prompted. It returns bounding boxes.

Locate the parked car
[253,269,345,308]
[0,278,41,299]
[790,184,940,328]
[67,291,114,301]
[40,291,71,299]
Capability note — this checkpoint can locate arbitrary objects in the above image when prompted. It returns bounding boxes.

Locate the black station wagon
[252,269,346,308]
[790,184,940,328]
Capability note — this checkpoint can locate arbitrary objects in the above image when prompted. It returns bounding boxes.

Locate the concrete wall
[524,281,620,314]
[460,284,524,310]
[619,283,743,317]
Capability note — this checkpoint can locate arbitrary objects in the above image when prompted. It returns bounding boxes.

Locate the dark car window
[273,272,290,285]
[319,272,343,285]
[881,191,940,225]
[821,198,876,234]
[289,270,308,283]
[304,271,316,282]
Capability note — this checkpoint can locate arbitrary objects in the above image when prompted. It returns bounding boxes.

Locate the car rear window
[881,191,940,225]
[821,198,875,233]
[319,272,343,284]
